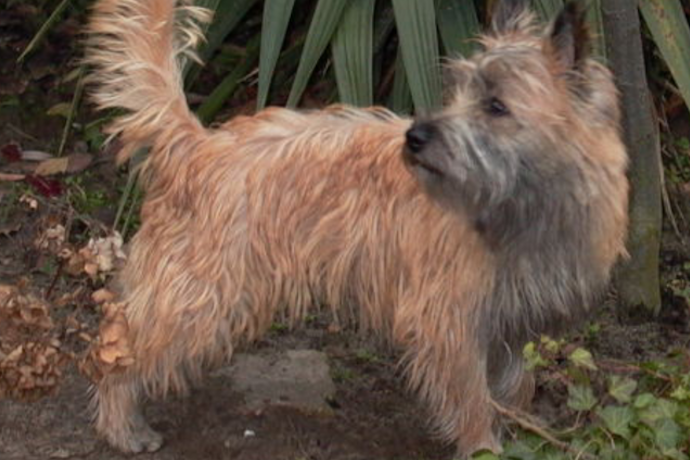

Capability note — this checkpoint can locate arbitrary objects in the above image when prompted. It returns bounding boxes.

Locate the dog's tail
[85,0,211,164]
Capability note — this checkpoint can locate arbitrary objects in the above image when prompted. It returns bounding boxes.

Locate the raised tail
[85,0,211,164]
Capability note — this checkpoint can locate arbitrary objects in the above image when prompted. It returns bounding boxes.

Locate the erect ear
[492,0,530,33]
[546,1,590,71]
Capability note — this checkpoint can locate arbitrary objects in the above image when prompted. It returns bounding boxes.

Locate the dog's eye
[484,97,510,117]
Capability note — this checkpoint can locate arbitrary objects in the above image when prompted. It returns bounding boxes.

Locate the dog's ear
[546,1,590,71]
[492,0,530,33]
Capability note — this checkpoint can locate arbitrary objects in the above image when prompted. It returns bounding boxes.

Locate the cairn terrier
[85,0,628,456]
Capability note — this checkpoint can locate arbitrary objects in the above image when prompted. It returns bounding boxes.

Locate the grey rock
[214,349,336,414]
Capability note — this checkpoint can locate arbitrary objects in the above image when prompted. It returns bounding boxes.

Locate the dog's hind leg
[92,231,241,453]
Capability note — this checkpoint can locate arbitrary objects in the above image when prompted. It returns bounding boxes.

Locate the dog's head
[403,0,623,244]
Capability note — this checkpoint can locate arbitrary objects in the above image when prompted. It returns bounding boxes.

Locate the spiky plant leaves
[287,0,348,107]
[257,0,296,110]
[391,0,442,112]
[639,0,690,115]
[331,0,375,106]
[435,0,480,58]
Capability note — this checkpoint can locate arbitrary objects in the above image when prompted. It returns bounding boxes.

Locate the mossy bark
[602,0,662,316]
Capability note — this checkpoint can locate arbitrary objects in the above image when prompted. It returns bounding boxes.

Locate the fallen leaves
[24,174,63,197]
[64,233,127,279]
[0,172,25,182]
[0,284,66,401]
[34,153,92,176]
[0,142,93,198]
[80,302,134,383]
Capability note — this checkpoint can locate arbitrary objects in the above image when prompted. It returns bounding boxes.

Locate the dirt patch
[1,326,451,460]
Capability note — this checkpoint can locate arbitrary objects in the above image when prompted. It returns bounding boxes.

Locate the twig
[17,0,72,63]
[57,66,86,157]
[45,259,65,301]
[6,123,40,143]
[490,400,595,460]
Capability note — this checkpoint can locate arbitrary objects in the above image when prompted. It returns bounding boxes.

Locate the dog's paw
[106,425,163,454]
[132,425,164,453]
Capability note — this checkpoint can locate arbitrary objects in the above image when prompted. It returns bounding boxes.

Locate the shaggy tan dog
[85,0,628,456]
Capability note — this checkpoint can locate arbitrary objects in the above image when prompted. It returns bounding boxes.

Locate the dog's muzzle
[405,122,436,154]
[404,122,444,176]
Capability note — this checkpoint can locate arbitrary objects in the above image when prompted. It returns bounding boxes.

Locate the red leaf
[1,144,22,162]
[24,174,63,197]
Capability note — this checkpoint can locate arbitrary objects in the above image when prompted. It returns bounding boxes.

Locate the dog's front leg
[398,315,501,458]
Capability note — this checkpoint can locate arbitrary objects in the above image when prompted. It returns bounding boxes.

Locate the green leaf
[331,0,375,106]
[530,0,563,23]
[670,385,690,401]
[186,0,257,84]
[639,0,690,113]
[660,449,689,460]
[471,451,500,460]
[585,0,606,59]
[523,342,548,371]
[567,384,597,411]
[388,49,413,114]
[633,392,657,409]
[568,347,598,371]
[597,405,634,439]
[198,0,257,63]
[257,0,296,110]
[435,0,480,58]
[639,398,679,426]
[541,336,561,353]
[392,0,442,112]
[46,102,72,118]
[608,375,637,403]
[287,0,349,107]
[197,37,260,124]
[502,440,538,460]
[653,418,681,450]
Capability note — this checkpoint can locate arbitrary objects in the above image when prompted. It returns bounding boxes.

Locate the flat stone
[213,349,336,414]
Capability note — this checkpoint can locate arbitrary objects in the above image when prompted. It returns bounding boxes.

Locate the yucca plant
[188,0,689,116]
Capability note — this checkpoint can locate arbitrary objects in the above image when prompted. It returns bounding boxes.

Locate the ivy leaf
[608,375,637,403]
[670,382,690,402]
[653,418,681,450]
[639,398,679,426]
[471,451,500,460]
[541,335,561,353]
[633,392,657,409]
[501,440,537,460]
[568,347,598,371]
[659,448,689,460]
[523,342,548,370]
[597,405,634,439]
[567,384,597,411]
[543,451,568,460]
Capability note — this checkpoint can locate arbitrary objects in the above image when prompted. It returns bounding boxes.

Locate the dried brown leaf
[91,288,115,304]
[34,157,69,176]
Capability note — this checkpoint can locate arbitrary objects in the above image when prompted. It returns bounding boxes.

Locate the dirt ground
[1,4,690,460]
[0,325,452,460]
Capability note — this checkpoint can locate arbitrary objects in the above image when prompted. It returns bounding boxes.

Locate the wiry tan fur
[85,0,628,457]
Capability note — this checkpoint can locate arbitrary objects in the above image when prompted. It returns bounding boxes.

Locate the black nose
[405,123,435,154]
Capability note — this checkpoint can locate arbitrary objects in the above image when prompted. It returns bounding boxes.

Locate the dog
[85,0,628,456]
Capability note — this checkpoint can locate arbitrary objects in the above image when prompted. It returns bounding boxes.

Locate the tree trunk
[601,0,662,316]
